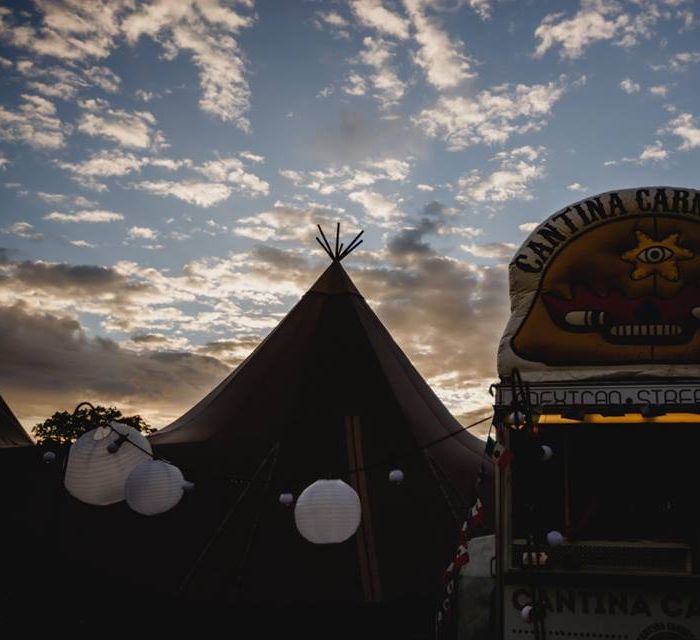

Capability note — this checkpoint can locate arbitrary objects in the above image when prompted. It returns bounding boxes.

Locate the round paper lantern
[521,605,533,622]
[64,421,152,506]
[125,460,185,516]
[546,530,565,546]
[388,469,404,484]
[294,479,361,544]
[541,445,553,461]
[42,451,56,464]
[279,492,294,506]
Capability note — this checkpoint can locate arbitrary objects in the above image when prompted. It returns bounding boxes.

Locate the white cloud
[135,89,155,102]
[349,189,403,223]
[77,98,163,149]
[619,78,640,94]
[0,1,126,61]
[128,226,158,240]
[414,78,567,150]
[279,157,411,194]
[461,241,516,260]
[567,182,587,192]
[132,180,233,207]
[665,113,700,150]
[416,183,434,191]
[194,157,269,196]
[651,51,700,72]
[638,141,669,162]
[234,202,357,243]
[17,61,121,100]
[349,37,406,109]
[0,2,256,130]
[44,210,124,223]
[465,0,492,20]
[403,0,476,89]
[57,150,147,178]
[2,221,43,240]
[350,0,410,39]
[534,0,668,60]
[605,140,669,165]
[122,0,255,130]
[519,222,538,233]
[343,71,369,96]
[0,94,67,149]
[456,146,546,204]
[649,85,668,96]
[239,151,265,164]
[69,239,96,248]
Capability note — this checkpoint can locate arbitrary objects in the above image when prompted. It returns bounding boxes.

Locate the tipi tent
[4,253,493,635]
[149,258,493,598]
[0,393,32,447]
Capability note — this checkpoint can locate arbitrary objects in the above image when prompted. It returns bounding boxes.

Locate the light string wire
[66,402,492,489]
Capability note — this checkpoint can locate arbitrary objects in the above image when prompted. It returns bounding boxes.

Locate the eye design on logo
[637,245,674,264]
[621,230,693,281]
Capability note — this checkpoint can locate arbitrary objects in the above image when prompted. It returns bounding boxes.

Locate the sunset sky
[1,0,699,433]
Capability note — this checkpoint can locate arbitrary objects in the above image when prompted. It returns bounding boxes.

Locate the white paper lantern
[64,421,152,506]
[388,469,404,484]
[546,530,565,546]
[294,479,361,544]
[279,492,294,506]
[125,460,185,516]
[541,445,553,461]
[521,605,533,622]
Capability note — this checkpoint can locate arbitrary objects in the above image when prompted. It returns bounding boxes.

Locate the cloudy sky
[1,0,699,434]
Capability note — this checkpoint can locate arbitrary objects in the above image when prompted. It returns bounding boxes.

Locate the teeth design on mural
[609,324,682,336]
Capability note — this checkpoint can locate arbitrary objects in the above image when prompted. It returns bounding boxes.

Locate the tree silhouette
[32,405,154,445]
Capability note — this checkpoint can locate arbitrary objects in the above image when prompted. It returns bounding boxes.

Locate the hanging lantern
[42,451,56,464]
[546,530,565,546]
[541,445,553,461]
[388,469,404,484]
[294,479,361,544]
[279,492,294,506]
[125,459,186,516]
[521,605,533,622]
[64,421,152,506]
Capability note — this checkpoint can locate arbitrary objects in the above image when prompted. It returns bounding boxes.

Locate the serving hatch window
[510,422,699,548]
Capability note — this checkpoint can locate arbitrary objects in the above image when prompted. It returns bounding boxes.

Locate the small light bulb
[279,492,294,506]
[388,469,404,484]
[546,530,565,546]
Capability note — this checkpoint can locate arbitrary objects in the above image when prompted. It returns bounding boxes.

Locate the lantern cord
[219,414,493,487]
[177,442,281,598]
[70,403,491,488]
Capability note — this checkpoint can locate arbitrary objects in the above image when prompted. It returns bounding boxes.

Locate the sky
[1,0,699,434]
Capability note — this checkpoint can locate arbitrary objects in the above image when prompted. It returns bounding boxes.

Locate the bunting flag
[485,435,513,470]
[435,496,485,638]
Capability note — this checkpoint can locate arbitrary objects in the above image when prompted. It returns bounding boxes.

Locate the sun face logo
[621,231,693,281]
[510,214,700,365]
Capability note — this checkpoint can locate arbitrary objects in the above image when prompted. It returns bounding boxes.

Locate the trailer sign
[506,586,700,638]
[495,380,700,410]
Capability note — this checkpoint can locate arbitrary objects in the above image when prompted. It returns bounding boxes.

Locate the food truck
[491,187,700,640]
